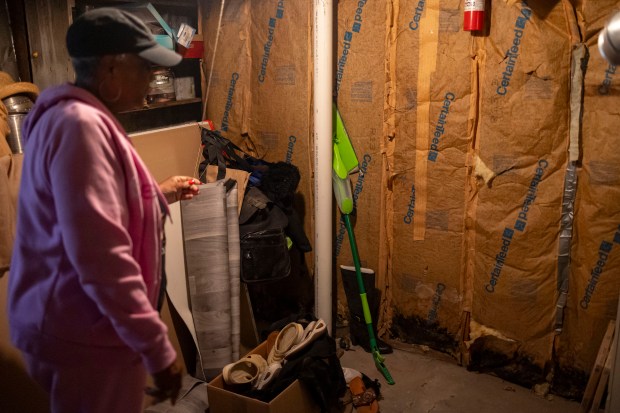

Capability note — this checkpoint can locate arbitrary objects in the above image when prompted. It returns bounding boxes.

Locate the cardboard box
[207,340,320,413]
[179,33,204,59]
[176,23,196,49]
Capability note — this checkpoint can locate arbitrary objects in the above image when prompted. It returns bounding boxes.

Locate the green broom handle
[343,214,378,349]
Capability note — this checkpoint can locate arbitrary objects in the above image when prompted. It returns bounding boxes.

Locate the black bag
[198,126,309,283]
[238,187,291,283]
[240,229,290,283]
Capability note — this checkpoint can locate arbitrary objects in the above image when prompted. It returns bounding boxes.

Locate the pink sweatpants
[24,353,147,413]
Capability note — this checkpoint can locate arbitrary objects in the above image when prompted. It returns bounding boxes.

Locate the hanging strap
[199,127,254,180]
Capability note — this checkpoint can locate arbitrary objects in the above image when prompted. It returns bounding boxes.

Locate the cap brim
[139,44,182,67]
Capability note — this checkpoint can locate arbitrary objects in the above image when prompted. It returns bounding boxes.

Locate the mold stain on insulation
[467,336,587,400]
[391,313,587,401]
[466,335,545,389]
[389,312,459,356]
[551,364,588,400]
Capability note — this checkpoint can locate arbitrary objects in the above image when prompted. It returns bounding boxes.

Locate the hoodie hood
[22,83,121,144]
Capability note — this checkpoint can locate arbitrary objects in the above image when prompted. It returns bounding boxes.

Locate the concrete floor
[146,339,582,413]
[338,341,580,413]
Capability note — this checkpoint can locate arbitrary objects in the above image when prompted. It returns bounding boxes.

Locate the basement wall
[199,0,620,398]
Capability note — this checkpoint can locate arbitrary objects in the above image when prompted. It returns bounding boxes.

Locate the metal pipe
[599,11,620,66]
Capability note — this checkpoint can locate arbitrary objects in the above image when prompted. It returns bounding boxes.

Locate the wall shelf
[76,0,197,7]
[120,97,202,114]
[117,97,202,133]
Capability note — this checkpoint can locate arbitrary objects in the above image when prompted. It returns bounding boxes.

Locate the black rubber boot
[341,266,393,354]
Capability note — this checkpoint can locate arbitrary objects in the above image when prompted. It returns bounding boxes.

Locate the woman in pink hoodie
[8,8,199,412]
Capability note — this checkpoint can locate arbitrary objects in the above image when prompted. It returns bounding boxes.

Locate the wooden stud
[458,311,471,367]
[580,320,615,413]
[590,334,615,413]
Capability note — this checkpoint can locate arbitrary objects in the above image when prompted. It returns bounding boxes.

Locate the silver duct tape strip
[555,43,585,332]
[555,162,577,333]
[559,163,577,259]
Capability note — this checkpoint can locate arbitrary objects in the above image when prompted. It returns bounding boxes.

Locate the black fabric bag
[238,187,291,283]
[198,126,310,282]
[240,229,290,283]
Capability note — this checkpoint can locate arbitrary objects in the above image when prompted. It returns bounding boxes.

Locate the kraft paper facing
[469,1,572,369]
[198,0,620,396]
[334,0,388,322]
[202,0,314,271]
[553,1,620,385]
[389,0,473,346]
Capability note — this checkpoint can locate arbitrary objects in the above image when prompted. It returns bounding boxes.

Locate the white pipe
[313,0,333,330]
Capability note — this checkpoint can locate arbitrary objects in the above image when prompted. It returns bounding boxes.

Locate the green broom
[332,108,395,385]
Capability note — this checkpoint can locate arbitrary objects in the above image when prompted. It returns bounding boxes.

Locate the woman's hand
[159,176,201,204]
[146,358,184,405]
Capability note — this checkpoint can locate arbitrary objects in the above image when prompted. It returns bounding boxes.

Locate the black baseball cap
[66,7,182,67]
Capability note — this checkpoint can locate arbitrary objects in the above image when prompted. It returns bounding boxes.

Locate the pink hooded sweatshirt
[8,83,176,374]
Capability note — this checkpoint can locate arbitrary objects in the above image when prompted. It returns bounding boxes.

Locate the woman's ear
[97,55,116,77]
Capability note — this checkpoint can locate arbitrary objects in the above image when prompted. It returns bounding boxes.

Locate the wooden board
[24,0,72,89]
[590,334,615,413]
[580,320,615,413]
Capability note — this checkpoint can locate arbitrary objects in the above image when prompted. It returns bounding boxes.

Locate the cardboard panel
[131,123,202,181]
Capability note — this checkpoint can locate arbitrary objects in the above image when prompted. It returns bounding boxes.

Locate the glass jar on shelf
[146,67,176,104]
